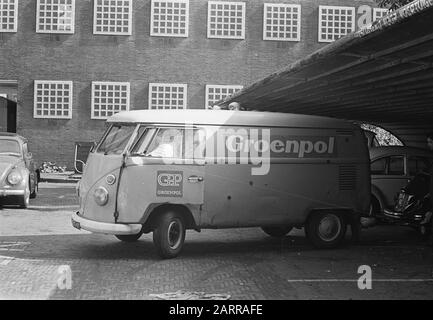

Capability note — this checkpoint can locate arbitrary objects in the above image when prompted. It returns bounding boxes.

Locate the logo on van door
[156,171,183,197]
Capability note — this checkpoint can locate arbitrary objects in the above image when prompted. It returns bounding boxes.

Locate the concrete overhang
[220,0,433,148]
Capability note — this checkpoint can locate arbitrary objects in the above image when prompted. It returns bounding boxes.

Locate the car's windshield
[0,139,21,156]
[96,124,136,155]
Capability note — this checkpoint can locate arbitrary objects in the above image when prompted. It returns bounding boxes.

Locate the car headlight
[93,186,109,206]
[7,171,23,185]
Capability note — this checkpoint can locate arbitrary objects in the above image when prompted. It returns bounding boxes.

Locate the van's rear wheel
[261,226,292,238]
[115,230,143,242]
[153,211,186,259]
[305,211,347,248]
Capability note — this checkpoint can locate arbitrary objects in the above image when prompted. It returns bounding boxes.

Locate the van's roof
[107,110,355,129]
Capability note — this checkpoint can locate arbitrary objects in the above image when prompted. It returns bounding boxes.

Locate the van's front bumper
[71,212,142,235]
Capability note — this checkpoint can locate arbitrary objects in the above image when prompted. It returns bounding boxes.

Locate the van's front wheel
[261,226,292,238]
[153,211,186,259]
[305,211,347,248]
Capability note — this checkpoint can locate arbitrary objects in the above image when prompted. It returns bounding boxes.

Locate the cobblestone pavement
[0,184,433,300]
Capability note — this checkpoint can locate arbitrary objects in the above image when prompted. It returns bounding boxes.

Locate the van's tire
[305,211,347,249]
[261,226,292,238]
[115,230,143,242]
[153,211,186,259]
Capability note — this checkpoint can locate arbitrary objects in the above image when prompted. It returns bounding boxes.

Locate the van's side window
[185,128,206,160]
[143,127,206,159]
[130,128,157,154]
[146,128,184,158]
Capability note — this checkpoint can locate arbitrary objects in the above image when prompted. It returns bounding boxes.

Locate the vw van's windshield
[0,140,21,157]
[97,125,136,155]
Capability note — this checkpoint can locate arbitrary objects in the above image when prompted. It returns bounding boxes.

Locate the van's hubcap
[168,220,182,249]
[318,214,341,242]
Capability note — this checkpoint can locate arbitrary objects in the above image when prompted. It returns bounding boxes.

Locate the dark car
[0,133,38,208]
[369,146,433,215]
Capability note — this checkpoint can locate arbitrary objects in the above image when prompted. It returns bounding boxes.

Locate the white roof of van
[107,110,354,129]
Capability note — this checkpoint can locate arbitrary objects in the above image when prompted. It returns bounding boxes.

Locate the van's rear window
[97,125,136,155]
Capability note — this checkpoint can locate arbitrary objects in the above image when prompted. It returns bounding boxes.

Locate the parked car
[0,133,38,208]
[369,146,433,216]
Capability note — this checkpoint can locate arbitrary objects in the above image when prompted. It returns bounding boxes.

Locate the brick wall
[0,0,379,168]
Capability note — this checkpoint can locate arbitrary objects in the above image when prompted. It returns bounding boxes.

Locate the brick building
[0,0,385,168]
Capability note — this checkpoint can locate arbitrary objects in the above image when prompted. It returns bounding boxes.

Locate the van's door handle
[188,176,204,183]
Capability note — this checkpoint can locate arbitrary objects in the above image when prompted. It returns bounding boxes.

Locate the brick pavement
[1,185,433,300]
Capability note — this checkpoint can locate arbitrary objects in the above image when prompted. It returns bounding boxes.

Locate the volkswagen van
[71,110,370,258]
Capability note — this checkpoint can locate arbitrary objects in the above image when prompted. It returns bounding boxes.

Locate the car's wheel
[153,211,186,259]
[369,195,381,217]
[115,230,143,242]
[18,183,30,209]
[30,178,38,199]
[305,211,347,248]
[261,226,293,238]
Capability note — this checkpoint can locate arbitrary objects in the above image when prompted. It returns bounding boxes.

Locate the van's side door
[117,127,205,223]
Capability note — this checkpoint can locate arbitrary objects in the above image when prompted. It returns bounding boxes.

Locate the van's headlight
[93,186,109,206]
[7,171,23,185]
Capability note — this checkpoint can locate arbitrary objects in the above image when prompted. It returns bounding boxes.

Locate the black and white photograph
[0,0,433,305]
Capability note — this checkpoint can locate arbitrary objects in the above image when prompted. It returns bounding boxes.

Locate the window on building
[91,82,130,119]
[93,0,132,35]
[318,5,355,43]
[373,8,388,22]
[205,85,243,109]
[263,3,301,42]
[34,80,73,119]
[0,0,17,33]
[207,1,245,40]
[150,0,189,37]
[148,83,187,109]
[36,0,75,34]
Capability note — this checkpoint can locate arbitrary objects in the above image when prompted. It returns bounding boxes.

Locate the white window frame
[318,5,355,43]
[207,1,246,40]
[93,0,132,35]
[0,93,7,98]
[33,80,73,119]
[205,84,243,109]
[36,0,75,34]
[0,0,18,33]
[150,0,189,37]
[148,83,187,110]
[91,81,131,120]
[263,3,301,42]
[373,8,388,22]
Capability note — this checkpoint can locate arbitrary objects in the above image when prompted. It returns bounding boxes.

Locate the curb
[39,177,80,184]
